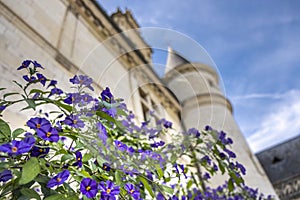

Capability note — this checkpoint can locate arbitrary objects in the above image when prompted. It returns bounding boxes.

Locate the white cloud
[247,89,300,152]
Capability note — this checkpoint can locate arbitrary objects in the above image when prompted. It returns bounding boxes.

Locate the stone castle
[0,0,277,197]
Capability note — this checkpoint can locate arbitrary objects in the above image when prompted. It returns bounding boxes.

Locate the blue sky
[99,0,300,152]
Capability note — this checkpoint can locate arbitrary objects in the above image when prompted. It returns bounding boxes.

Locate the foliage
[0,60,273,199]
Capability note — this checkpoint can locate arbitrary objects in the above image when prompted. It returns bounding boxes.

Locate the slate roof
[256,134,300,184]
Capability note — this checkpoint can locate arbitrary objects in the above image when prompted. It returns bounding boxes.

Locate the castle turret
[163,47,277,196]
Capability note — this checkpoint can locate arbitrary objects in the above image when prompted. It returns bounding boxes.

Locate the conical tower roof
[165,47,190,75]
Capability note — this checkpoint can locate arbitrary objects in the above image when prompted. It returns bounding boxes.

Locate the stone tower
[164,47,277,196]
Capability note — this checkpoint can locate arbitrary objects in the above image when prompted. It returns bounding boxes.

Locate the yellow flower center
[73,120,77,124]
[36,124,41,128]
[118,143,121,147]
[46,132,51,137]
[106,188,111,194]
[77,157,81,161]
[56,178,61,182]
[39,148,43,152]
[130,189,135,194]
[12,146,18,153]
[86,186,91,191]
[103,166,107,169]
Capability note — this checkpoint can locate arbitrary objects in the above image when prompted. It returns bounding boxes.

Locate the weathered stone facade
[0,0,277,197]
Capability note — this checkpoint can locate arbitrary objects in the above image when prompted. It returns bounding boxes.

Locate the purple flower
[23,75,36,83]
[157,193,165,200]
[101,87,113,102]
[236,161,246,175]
[98,180,120,198]
[63,93,81,104]
[0,140,33,155]
[47,170,70,188]
[0,170,12,182]
[36,73,47,86]
[125,183,140,199]
[36,126,59,142]
[30,145,50,158]
[102,107,117,118]
[187,128,200,137]
[81,93,93,103]
[80,178,98,198]
[73,151,82,168]
[32,60,44,69]
[27,117,51,131]
[48,88,63,97]
[97,122,107,144]
[23,133,36,147]
[224,148,236,158]
[47,80,57,88]
[102,163,111,171]
[163,120,172,129]
[63,114,85,128]
[17,60,31,70]
[114,140,127,151]
[70,75,94,91]
[0,105,6,112]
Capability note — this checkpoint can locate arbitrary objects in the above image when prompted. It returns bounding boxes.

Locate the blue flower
[97,122,107,144]
[98,180,120,199]
[73,151,82,168]
[0,139,33,155]
[63,93,81,104]
[0,170,12,182]
[30,145,50,158]
[48,88,63,97]
[114,140,127,151]
[17,60,31,70]
[70,75,94,91]
[47,80,57,88]
[101,87,113,102]
[125,183,140,199]
[36,73,47,86]
[102,163,111,172]
[27,117,51,131]
[36,125,59,142]
[23,75,36,83]
[0,105,6,112]
[63,114,85,128]
[80,178,98,198]
[32,60,44,69]
[47,170,70,188]
[163,120,172,129]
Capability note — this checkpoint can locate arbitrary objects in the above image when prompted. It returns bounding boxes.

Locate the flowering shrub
[0,60,273,199]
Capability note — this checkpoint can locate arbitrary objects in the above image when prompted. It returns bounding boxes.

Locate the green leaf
[228,178,234,192]
[187,179,193,189]
[13,80,23,89]
[140,176,154,197]
[29,89,45,95]
[161,185,174,195]
[20,188,41,200]
[61,154,73,162]
[25,99,36,110]
[78,170,91,178]
[3,92,19,99]
[0,118,11,140]
[53,100,73,112]
[82,153,92,162]
[115,170,121,185]
[12,128,25,139]
[155,164,164,179]
[19,157,41,185]
[44,194,66,200]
